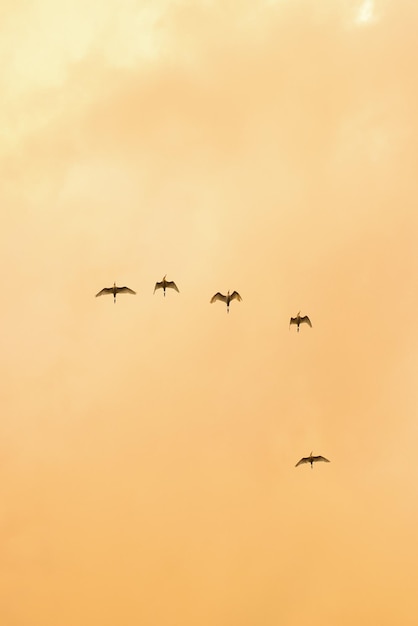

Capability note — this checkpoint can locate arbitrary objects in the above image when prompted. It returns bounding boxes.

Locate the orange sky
[1,1,418,624]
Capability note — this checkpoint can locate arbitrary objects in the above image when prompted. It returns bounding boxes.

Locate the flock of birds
[95,277,329,469]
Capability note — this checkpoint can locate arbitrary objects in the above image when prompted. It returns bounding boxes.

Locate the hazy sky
[1,1,418,624]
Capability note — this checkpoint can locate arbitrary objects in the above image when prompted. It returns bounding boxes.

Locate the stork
[289,311,312,332]
[95,282,136,303]
[210,290,242,313]
[295,452,330,469]
[154,275,179,297]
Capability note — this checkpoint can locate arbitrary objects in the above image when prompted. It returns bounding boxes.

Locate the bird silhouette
[210,290,242,313]
[95,282,136,303]
[154,275,179,297]
[295,452,330,469]
[289,311,312,332]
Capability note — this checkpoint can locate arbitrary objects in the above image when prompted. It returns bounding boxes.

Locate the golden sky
[1,1,418,624]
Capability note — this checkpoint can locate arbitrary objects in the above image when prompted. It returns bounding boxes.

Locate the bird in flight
[210,290,242,313]
[289,311,312,332]
[95,282,136,303]
[154,275,179,297]
[295,452,330,469]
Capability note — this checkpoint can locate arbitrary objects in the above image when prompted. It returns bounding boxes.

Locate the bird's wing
[95,287,113,297]
[154,281,163,293]
[166,281,179,293]
[301,316,312,327]
[230,291,242,302]
[289,317,297,328]
[295,457,310,467]
[312,455,330,463]
[116,286,136,295]
[210,292,227,303]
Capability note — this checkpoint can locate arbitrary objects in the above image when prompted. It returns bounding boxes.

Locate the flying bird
[154,275,179,297]
[95,282,136,303]
[289,311,312,332]
[295,452,330,469]
[210,290,242,313]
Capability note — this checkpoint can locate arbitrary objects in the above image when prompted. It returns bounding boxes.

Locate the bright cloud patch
[356,0,375,24]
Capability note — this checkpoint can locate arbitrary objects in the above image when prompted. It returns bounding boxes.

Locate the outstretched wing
[154,281,163,294]
[300,315,312,327]
[230,291,242,302]
[312,455,330,463]
[95,287,113,297]
[295,457,310,467]
[116,286,136,295]
[289,317,297,328]
[210,292,227,304]
[166,281,179,293]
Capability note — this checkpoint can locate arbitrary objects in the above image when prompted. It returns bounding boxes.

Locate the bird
[95,282,136,303]
[210,290,242,313]
[154,275,179,297]
[289,311,312,332]
[295,452,330,469]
